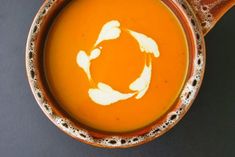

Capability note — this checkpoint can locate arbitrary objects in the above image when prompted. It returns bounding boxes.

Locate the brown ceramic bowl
[25,0,235,148]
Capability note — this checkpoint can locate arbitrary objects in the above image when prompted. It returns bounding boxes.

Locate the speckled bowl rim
[25,0,206,148]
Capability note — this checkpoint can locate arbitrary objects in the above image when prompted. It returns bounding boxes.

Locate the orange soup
[44,0,189,133]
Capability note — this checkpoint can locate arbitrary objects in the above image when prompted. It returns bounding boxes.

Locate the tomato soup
[44,0,189,133]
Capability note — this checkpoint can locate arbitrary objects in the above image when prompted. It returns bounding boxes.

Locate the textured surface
[0,0,235,156]
[25,0,205,147]
[187,0,235,34]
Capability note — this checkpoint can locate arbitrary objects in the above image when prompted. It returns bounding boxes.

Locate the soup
[44,0,189,133]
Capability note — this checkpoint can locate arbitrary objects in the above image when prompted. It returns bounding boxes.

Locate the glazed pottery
[26,0,235,148]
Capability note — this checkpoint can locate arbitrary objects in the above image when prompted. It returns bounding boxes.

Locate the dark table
[0,0,235,156]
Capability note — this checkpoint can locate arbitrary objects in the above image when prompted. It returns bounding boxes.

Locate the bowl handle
[187,0,235,35]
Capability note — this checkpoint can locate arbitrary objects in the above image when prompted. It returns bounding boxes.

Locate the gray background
[0,0,235,156]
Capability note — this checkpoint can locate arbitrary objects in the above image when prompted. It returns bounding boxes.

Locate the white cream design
[76,48,102,80]
[128,30,160,58]
[95,20,121,46]
[89,83,135,106]
[90,48,102,60]
[76,20,160,106]
[129,63,152,99]
[76,50,92,80]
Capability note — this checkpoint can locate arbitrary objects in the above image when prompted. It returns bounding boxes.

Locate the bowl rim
[25,0,206,148]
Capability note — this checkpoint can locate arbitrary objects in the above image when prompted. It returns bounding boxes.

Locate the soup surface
[44,0,189,133]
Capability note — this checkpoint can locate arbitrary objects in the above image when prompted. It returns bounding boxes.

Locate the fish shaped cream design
[76,20,160,106]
